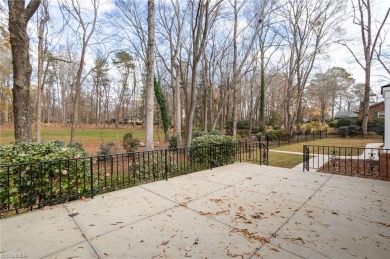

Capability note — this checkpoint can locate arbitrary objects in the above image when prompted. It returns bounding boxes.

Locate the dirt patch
[318,159,389,181]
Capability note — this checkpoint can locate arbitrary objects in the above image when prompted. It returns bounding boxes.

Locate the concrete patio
[1,163,389,258]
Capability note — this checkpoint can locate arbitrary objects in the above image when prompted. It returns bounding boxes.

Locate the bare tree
[8,0,41,142]
[145,0,155,151]
[185,0,223,146]
[279,0,346,133]
[156,0,189,147]
[376,32,390,78]
[59,0,100,142]
[35,0,50,142]
[112,51,135,128]
[341,0,389,134]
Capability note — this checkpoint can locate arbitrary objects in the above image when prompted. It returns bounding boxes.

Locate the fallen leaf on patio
[238,207,245,213]
[245,177,252,180]
[193,238,199,245]
[68,212,79,217]
[140,240,144,243]
[209,198,223,203]
[89,224,95,226]
[179,202,188,207]
[251,212,264,219]
[270,248,279,252]
[231,228,269,244]
[291,237,305,244]
[371,221,390,227]
[341,247,348,250]
[104,252,109,256]
[331,211,338,215]
[160,240,170,246]
[184,253,192,257]
[379,233,390,239]
[225,248,244,258]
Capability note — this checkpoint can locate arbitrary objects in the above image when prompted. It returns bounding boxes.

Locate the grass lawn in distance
[0,124,168,155]
[271,137,382,153]
[268,152,308,168]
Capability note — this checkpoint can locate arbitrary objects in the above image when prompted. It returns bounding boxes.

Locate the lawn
[0,124,167,155]
[271,137,382,153]
[268,152,307,169]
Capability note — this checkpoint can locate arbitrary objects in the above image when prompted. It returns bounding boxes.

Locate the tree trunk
[145,0,155,151]
[9,0,41,143]
[35,0,49,143]
[362,66,370,136]
[174,66,182,147]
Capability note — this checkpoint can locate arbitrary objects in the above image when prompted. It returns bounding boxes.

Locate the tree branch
[25,0,41,21]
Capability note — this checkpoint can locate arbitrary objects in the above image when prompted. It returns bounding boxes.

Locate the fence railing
[258,129,328,147]
[303,144,390,181]
[0,142,267,215]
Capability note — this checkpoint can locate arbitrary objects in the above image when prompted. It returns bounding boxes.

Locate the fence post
[90,157,94,199]
[165,149,168,181]
[320,130,322,139]
[312,131,314,140]
[259,143,262,165]
[209,144,213,170]
[326,129,328,138]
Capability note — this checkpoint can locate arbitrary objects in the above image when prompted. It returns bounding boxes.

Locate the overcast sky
[1,0,389,95]
[322,0,390,96]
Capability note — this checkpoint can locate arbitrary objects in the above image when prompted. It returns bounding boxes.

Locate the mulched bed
[318,159,389,181]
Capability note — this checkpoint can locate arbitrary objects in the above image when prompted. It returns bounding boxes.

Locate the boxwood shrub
[0,142,89,212]
[190,135,238,167]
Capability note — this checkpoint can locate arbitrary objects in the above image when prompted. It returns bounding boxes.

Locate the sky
[322,0,390,96]
[0,0,389,96]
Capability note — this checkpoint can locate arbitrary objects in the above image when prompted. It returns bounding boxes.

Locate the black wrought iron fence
[303,144,390,181]
[0,142,267,215]
[258,129,328,147]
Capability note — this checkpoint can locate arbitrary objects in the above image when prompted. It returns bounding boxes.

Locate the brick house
[358,101,385,120]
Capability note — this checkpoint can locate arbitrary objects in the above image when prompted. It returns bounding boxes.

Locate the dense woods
[1,0,389,146]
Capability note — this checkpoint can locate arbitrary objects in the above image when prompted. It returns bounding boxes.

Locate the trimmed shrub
[225,120,250,133]
[327,119,337,128]
[336,118,359,128]
[191,135,238,167]
[97,142,120,156]
[0,142,89,212]
[305,126,312,135]
[265,129,283,140]
[122,133,140,152]
[368,119,384,135]
[168,135,177,148]
[192,131,206,139]
[338,126,349,137]
[209,130,223,136]
[348,125,362,136]
[335,118,362,137]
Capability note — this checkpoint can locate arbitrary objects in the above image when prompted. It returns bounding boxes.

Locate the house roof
[334,111,359,119]
[381,84,390,95]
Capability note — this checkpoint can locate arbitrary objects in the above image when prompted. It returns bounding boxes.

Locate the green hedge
[0,142,89,212]
[190,135,238,167]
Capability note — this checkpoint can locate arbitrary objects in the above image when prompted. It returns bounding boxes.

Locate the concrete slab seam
[249,174,334,259]
[62,204,101,258]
